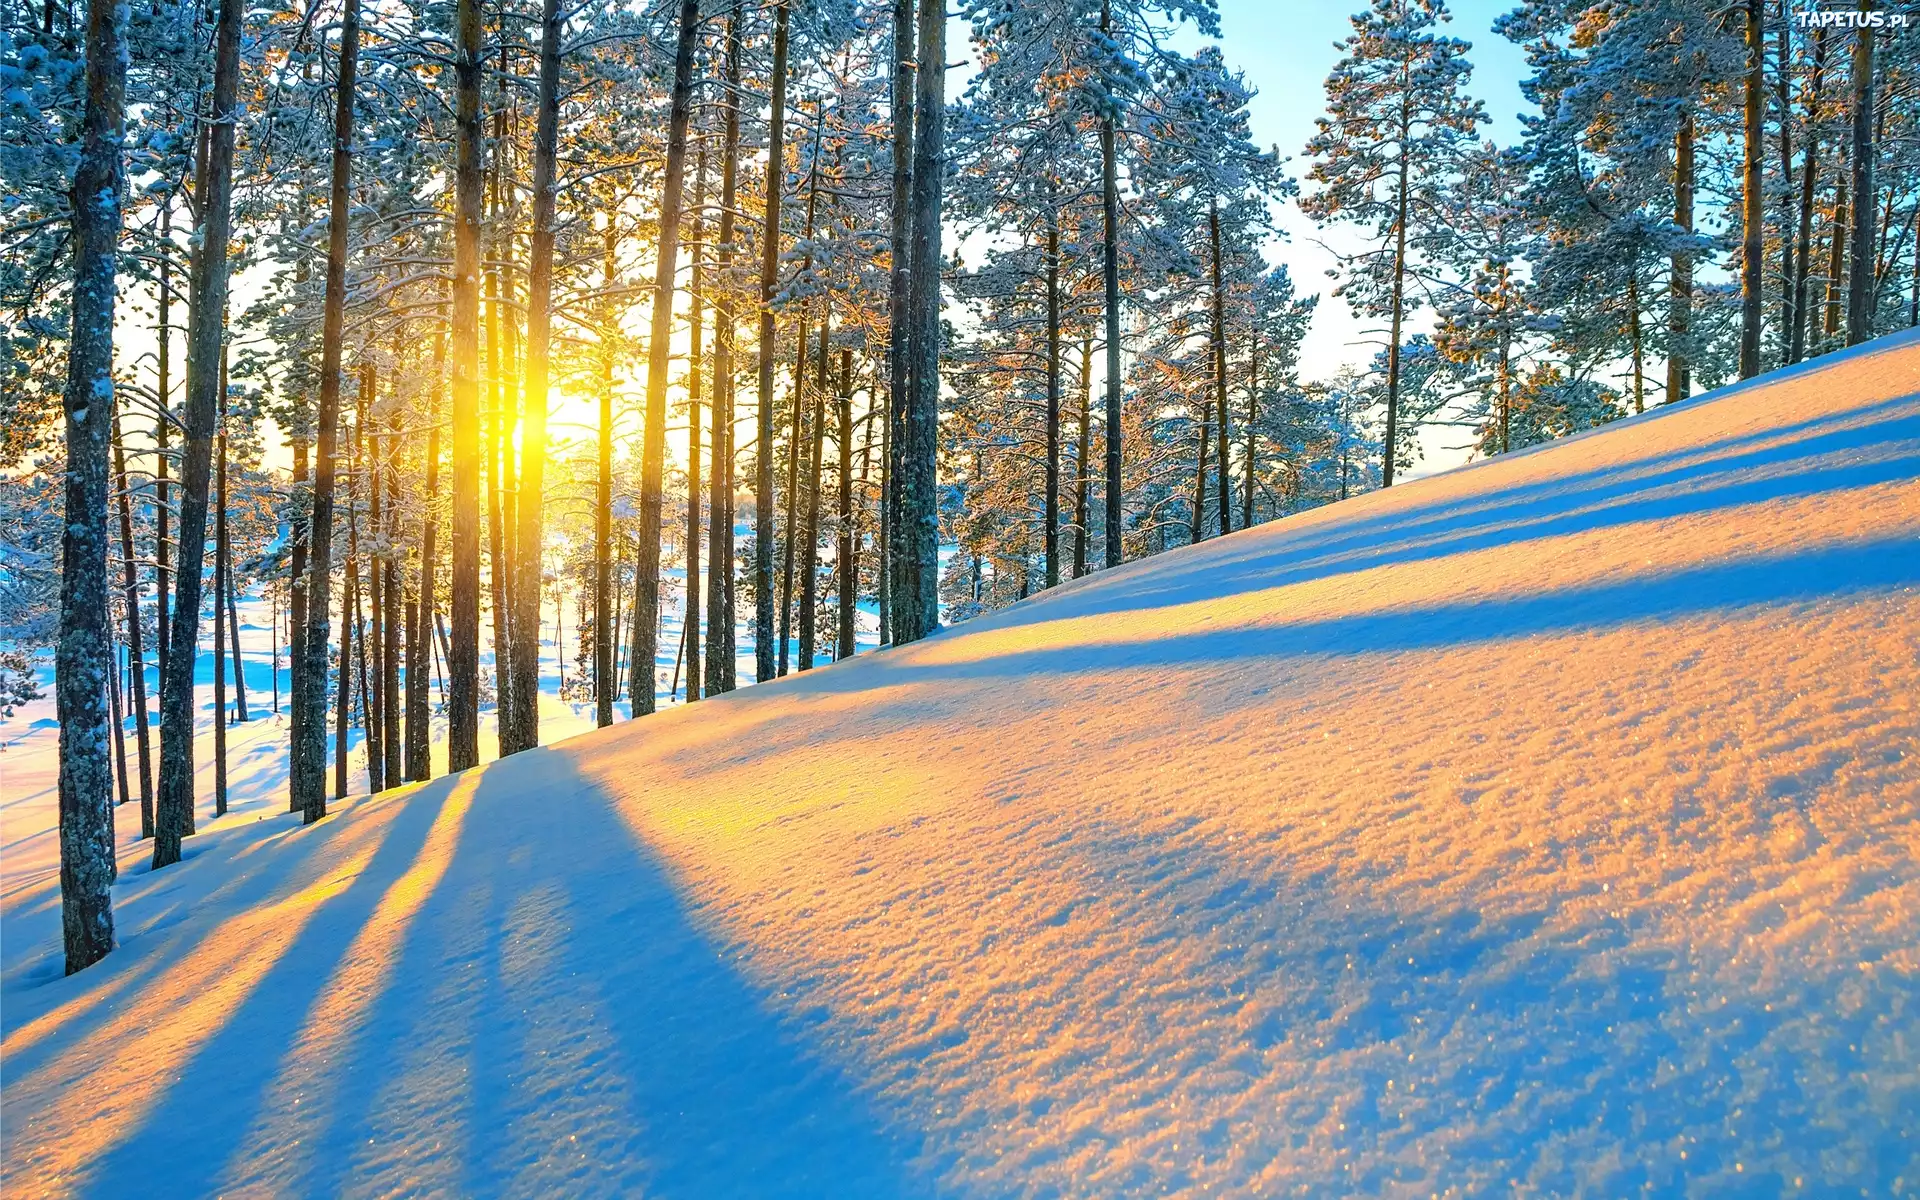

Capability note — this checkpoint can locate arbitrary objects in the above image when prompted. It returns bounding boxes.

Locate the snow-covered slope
[6,333,1920,1197]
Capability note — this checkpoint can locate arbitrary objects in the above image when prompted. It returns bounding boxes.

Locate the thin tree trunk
[381,393,401,784]
[286,433,307,812]
[1825,139,1850,346]
[596,212,620,725]
[407,346,441,781]
[755,0,792,682]
[706,5,743,694]
[682,144,707,707]
[800,310,828,671]
[1667,109,1695,402]
[336,538,353,801]
[446,0,486,768]
[1627,274,1643,415]
[155,0,241,864]
[155,206,172,684]
[110,626,129,810]
[355,385,384,794]
[1845,3,1876,345]
[292,0,358,824]
[1790,29,1828,364]
[213,412,228,816]
[1739,0,1764,378]
[1191,390,1210,545]
[1242,329,1258,527]
[836,349,855,659]
[111,408,155,834]
[1032,213,1058,587]
[1383,92,1411,486]
[1099,0,1122,567]
[781,144,824,676]
[886,0,914,642]
[56,0,126,970]
[1776,1,1796,360]
[1074,336,1091,578]
[632,0,703,717]
[1211,201,1231,534]
[898,0,944,639]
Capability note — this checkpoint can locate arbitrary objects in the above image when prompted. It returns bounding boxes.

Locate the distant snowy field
[5,332,1919,1196]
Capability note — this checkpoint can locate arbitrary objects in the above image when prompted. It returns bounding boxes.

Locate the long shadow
[62,776,474,1197]
[1038,404,1920,624]
[121,750,931,1198]
[681,531,1920,780]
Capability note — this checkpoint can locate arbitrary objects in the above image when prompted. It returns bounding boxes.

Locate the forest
[4,0,1918,975]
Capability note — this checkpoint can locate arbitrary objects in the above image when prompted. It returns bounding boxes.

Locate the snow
[5,331,1920,1195]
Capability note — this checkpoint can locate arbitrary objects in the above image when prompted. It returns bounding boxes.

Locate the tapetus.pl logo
[1791,4,1913,29]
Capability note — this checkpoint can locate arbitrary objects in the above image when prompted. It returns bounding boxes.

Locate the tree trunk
[1211,202,1231,534]
[886,0,914,643]
[1845,4,1876,345]
[1383,98,1411,487]
[446,0,486,768]
[56,0,127,971]
[597,213,621,725]
[155,0,241,864]
[898,0,944,639]
[1044,212,1061,587]
[1667,110,1695,402]
[381,395,401,784]
[1790,30,1828,365]
[1825,139,1850,346]
[1776,1,1796,359]
[1074,336,1091,577]
[1739,0,1764,378]
[781,147,824,677]
[837,350,856,659]
[1099,0,1122,568]
[800,311,828,671]
[632,0,703,716]
[355,385,384,794]
[407,347,441,782]
[706,6,744,694]
[755,0,792,682]
[336,531,354,802]
[155,206,172,685]
[681,145,706,707]
[1242,330,1258,528]
[111,408,154,834]
[213,415,228,816]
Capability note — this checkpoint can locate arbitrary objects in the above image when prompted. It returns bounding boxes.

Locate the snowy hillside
[5,331,1919,1196]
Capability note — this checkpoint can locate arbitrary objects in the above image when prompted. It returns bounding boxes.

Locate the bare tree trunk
[1044,211,1061,587]
[407,344,441,781]
[755,0,792,682]
[1739,0,1764,378]
[155,206,173,684]
[1074,336,1091,578]
[886,0,914,643]
[446,0,486,768]
[706,6,743,694]
[381,396,401,784]
[213,411,229,816]
[781,144,824,677]
[1099,0,1122,567]
[596,212,620,725]
[1242,330,1259,527]
[632,0,704,716]
[1210,201,1231,533]
[681,144,706,707]
[56,0,127,971]
[155,0,241,864]
[291,0,358,824]
[1845,3,1876,345]
[111,408,154,834]
[1825,140,1850,347]
[486,83,513,751]
[1383,94,1411,486]
[800,311,828,671]
[836,349,855,659]
[1790,30,1828,365]
[355,385,384,794]
[1667,109,1695,402]
[898,0,944,639]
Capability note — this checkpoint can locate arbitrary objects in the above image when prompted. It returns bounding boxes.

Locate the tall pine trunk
[1210,201,1231,534]
[1667,110,1695,402]
[1044,212,1061,588]
[799,312,828,671]
[1099,0,1122,567]
[56,0,127,971]
[156,0,241,864]
[682,144,708,706]
[632,0,703,715]
[406,348,441,781]
[1382,90,1411,487]
[213,411,229,816]
[706,6,743,694]
[110,409,154,834]
[597,212,621,724]
[446,0,486,769]
[1074,337,1091,577]
[836,350,856,658]
[886,0,913,642]
[897,0,944,640]
[755,0,791,681]
[381,393,401,783]
[1739,0,1764,378]
[1845,6,1876,345]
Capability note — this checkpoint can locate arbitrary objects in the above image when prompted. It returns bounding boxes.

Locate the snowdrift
[5,332,1920,1196]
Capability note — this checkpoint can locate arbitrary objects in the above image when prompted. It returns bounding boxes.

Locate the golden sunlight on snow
[2,333,1917,1196]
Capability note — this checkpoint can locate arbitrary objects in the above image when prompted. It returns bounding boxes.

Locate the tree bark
[407,344,441,781]
[1211,201,1231,533]
[1383,93,1411,486]
[1790,30,1828,365]
[887,0,914,641]
[897,0,944,639]
[681,143,707,706]
[446,0,486,768]
[111,408,154,834]
[1074,336,1091,577]
[707,6,744,694]
[57,0,127,971]
[156,0,241,863]
[1825,139,1850,346]
[213,410,228,816]
[356,381,384,794]
[381,392,401,784]
[755,0,792,681]
[632,0,704,716]
[800,310,828,671]
[1845,3,1876,345]
[1739,0,1764,378]
[781,144,824,676]
[1666,110,1694,403]
[836,349,856,658]
[1099,0,1122,566]
[597,211,620,724]
[1044,211,1061,587]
